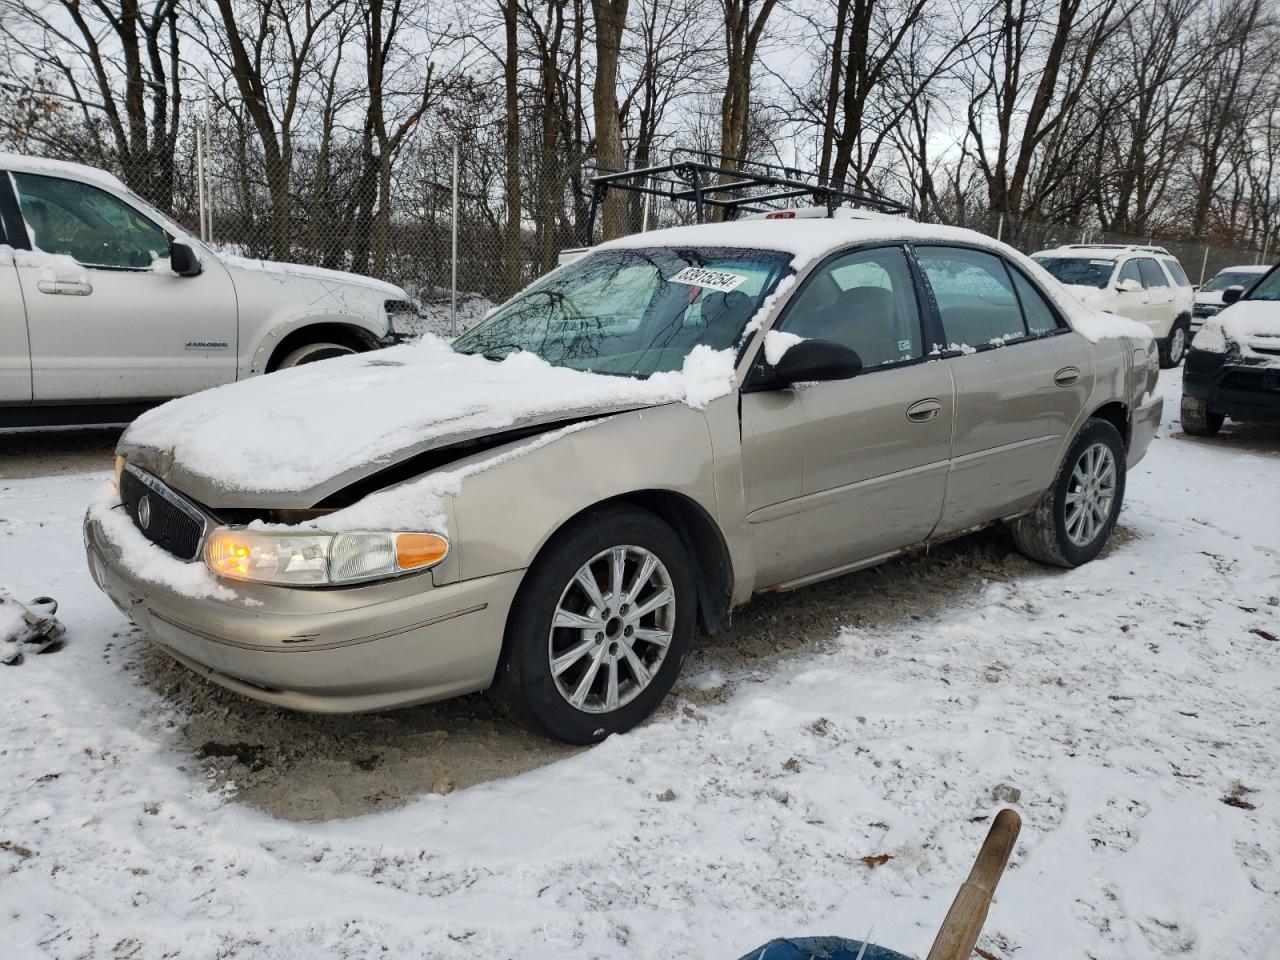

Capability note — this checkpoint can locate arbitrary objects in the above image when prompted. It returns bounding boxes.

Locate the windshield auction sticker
[667,266,748,293]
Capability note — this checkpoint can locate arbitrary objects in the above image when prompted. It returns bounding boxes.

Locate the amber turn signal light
[396,533,449,570]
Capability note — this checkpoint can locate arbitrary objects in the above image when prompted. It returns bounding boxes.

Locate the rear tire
[495,505,697,744]
[1012,418,1126,568]
[275,342,358,369]
[1159,318,1189,368]
[1181,396,1224,437]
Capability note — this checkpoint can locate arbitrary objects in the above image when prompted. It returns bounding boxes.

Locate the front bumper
[1183,352,1280,424]
[84,507,523,713]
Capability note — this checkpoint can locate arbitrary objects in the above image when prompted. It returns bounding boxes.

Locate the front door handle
[906,398,942,422]
[1054,366,1081,387]
[37,279,93,296]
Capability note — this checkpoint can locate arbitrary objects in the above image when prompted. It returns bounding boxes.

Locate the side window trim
[910,241,1068,355]
[748,241,933,379]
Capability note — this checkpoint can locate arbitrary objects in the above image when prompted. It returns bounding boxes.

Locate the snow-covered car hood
[1195,290,1226,307]
[216,252,408,301]
[118,338,736,509]
[1193,300,1280,360]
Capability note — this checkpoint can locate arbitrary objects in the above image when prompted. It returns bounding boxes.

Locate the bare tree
[0,0,183,208]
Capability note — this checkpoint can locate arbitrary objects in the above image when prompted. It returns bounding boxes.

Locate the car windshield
[1033,257,1114,288]
[452,247,791,377]
[1245,267,1280,301]
[1203,270,1262,293]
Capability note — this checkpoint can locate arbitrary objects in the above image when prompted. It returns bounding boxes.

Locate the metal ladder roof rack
[585,149,910,238]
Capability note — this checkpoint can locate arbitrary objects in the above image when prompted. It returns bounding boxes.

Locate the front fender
[242,311,390,376]
[441,397,753,599]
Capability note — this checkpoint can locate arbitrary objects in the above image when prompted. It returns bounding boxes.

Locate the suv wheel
[1181,396,1224,437]
[1012,418,1127,568]
[276,342,358,369]
[1159,319,1189,368]
[495,505,696,744]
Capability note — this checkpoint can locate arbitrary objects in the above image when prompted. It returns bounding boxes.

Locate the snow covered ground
[1,370,1277,959]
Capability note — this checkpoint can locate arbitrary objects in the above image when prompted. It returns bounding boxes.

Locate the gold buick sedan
[85,218,1162,743]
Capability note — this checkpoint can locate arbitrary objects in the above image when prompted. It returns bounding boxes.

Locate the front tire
[1159,318,1189,368]
[1181,396,1224,437]
[1012,419,1127,568]
[275,341,358,369]
[495,505,697,744]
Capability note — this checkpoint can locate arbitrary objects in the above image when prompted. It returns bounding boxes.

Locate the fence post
[996,215,1003,243]
[1199,245,1209,286]
[641,176,652,233]
[195,126,207,243]
[1261,232,1270,266]
[451,141,459,337]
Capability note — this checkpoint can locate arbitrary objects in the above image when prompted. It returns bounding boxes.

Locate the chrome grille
[120,465,208,561]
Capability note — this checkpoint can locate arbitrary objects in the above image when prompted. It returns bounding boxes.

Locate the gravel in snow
[0,370,1277,959]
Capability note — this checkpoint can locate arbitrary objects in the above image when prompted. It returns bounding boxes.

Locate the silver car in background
[85,220,1162,744]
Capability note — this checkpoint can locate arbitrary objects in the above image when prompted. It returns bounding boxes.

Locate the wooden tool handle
[924,808,1022,960]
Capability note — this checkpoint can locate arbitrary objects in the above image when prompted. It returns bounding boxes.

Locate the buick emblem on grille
[137,494,152,530]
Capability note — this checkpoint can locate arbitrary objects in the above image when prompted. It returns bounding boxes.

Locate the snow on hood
[1194,300,1280,356]
[119,338,737,500]
[218,252,408,299]
[600,220,1151,344]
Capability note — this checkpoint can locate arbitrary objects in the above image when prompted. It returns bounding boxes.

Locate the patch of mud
[134,524,1131,822]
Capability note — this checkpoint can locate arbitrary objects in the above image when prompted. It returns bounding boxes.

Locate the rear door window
[1137,259,1169,288]
[915,246,1027,348]
[1009,269,1062,335]
[1161,258,1190,286]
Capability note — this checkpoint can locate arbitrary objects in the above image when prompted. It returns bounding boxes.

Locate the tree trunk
[592,0,629,239]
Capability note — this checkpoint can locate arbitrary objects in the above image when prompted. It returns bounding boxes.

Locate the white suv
[0,154,414,428]
[1032,244,1194,367]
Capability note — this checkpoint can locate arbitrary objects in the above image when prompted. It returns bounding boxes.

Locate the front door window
[10,172,168,270]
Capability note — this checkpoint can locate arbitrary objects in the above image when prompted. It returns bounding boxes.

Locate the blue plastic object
[736,937,911,960]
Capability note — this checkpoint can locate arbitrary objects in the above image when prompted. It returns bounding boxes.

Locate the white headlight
[204,528,448,586]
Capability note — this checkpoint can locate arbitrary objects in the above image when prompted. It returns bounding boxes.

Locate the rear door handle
[37,279,93,296]
[1054,366,1081,387]
[906,398,943,422]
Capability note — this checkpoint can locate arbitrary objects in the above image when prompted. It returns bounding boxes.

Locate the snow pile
[0,592,66,664]
[123,338,739,495]
[86,486,240,602]
[601,220,1154,345]
[764,330,805,365]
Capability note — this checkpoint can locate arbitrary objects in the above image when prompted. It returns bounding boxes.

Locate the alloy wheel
[547,545,676,714]
[1064,442,1117,547]
[1169,326,1186,363]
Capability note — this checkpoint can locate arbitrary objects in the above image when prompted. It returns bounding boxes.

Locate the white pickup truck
[0,154,414,428]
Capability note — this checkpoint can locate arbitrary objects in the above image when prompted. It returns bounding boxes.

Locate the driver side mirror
[759,338,863,389]
[1116,277,1142,293]
[1221,284,1245,305]
[169,240,202,277]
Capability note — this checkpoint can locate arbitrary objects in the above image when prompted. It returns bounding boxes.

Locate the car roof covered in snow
[0,152,128,193]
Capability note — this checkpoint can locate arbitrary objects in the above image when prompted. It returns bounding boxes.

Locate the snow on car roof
[604,220,1151,344]
[0,152,129,193]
